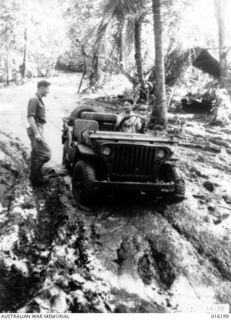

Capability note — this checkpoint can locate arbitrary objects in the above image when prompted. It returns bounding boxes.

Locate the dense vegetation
[0,0,230,124]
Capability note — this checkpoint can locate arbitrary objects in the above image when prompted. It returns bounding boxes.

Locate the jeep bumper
[92,181,175,192]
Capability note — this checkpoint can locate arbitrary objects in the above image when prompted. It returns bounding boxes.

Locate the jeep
[62,106,185,205]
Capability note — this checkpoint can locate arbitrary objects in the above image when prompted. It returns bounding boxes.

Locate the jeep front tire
[72,160,97,205]
[62,141,71,170]
[159,163,185,203]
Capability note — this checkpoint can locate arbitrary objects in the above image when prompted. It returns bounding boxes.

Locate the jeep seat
[73,119,99,142]
[81,112,117,131]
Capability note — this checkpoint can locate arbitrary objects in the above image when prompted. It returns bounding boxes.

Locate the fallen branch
[177,142,221,153]
[153,139,221,153]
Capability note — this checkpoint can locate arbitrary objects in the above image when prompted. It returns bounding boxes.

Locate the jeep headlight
[156,149,165,160]
[101,146,112,156]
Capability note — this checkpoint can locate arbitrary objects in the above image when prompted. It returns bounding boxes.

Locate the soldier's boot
[30,159,49,186]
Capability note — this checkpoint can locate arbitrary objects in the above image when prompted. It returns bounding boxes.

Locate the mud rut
[0,131,231,313]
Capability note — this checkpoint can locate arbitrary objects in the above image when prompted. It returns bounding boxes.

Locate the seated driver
[117,98,143,133]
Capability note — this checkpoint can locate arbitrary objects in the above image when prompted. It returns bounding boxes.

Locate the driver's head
[123,98,134,114]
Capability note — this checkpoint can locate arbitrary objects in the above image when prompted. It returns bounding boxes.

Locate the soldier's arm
[27,98,42,141]
[27,116,42,141]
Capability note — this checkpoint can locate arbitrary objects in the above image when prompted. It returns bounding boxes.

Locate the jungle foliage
[0,0,230,124]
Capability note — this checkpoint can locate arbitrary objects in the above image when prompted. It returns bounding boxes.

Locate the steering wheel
[118,115,146,133]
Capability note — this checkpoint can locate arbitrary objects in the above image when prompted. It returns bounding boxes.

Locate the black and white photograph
[0,0,230,316]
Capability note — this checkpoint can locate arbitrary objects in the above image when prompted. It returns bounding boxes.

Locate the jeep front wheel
[159,164,185,203]
[62,142,71,170]
[72,160,97,205]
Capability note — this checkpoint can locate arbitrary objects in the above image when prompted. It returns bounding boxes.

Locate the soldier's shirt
[27,93,46,125]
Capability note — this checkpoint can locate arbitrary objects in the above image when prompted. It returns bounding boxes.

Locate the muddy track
[1,130,231,312]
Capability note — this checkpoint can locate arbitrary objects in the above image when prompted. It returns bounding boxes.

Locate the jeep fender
[77,144,96,156]
[73,144,97,164]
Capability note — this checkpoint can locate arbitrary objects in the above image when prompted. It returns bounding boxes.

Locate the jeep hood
[87,131,174,144]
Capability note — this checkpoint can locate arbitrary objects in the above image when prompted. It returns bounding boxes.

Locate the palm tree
[151,0,167,127]
[211,0,229,124]
[134,17,145,88]
[92,0,146,88]
[214,0,228,88]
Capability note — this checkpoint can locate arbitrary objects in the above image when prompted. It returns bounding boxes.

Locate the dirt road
[0,73,231,313]
[0,74,79,167]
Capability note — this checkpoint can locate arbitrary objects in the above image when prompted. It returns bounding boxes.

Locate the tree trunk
[118,19,124,70]
[4,30,10,86]
[134,18,144,88]
[215,0,228,88]
[77,42,88,94]
[21,28,28,78]
[151,0,167,127]
[211,0,230,124]
[89,52,100,88]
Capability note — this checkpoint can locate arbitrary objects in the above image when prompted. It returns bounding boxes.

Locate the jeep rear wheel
[159,164,185,203]
[72,160,97,205]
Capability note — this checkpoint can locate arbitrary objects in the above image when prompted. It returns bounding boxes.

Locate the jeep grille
[107,144,161,180]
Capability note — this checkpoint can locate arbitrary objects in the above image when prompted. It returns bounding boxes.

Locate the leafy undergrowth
[0,101,231,313]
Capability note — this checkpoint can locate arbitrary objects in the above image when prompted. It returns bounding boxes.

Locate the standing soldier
[27,80,51,186]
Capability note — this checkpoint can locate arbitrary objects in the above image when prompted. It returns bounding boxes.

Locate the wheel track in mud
[162,204,231,282]
[1,172,231,313]
[0,132,34,311]
[80,196,231,311]
[13,180,168,313]
[0,176,71,312]
[0,132,68,311]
